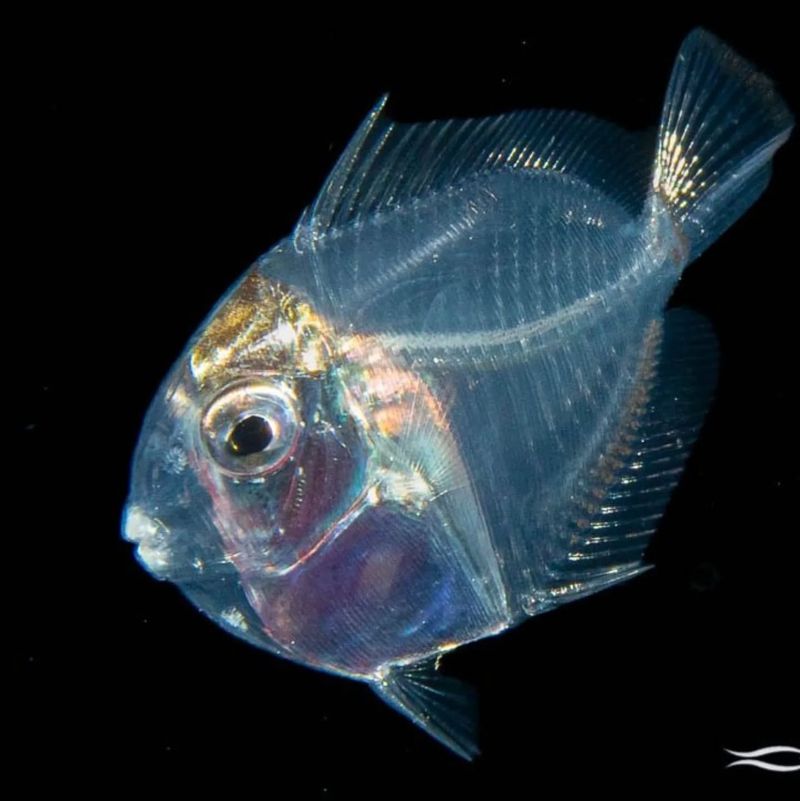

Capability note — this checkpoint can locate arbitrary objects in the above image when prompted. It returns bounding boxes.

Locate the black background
[13,9,798,794]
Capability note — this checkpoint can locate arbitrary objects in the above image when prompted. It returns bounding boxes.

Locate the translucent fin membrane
[299,98,652,247]
[529,308,719,612]
[372,658,480,760]
[652,28,793,258]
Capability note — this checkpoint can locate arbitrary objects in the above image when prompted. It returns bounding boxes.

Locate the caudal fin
[652,29,793,259]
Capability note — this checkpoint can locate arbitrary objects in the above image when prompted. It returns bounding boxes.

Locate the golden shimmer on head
[190,270,333,392]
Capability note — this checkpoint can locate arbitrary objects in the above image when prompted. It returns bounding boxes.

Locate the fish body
[123,30,792,757]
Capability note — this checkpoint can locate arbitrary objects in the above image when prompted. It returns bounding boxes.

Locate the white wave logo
[724,746,800,773]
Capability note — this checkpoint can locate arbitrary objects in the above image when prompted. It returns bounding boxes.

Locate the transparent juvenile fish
[123,30,792,758]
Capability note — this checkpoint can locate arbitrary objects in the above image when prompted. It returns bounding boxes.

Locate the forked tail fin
[652,28,793,259]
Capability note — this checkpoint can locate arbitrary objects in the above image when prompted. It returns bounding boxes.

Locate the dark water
[13,12,798,793]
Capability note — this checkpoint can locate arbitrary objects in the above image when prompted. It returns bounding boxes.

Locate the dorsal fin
[298,96,652,247]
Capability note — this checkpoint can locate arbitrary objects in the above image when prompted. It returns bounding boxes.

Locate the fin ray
[371,659,479,760]
[652,28,793,258]
[299,100,653,247]
[527,308,719,613]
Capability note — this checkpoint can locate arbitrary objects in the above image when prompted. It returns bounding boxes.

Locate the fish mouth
[123,505,173,578]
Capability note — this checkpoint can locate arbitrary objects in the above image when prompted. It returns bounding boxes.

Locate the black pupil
[228,415,273,456]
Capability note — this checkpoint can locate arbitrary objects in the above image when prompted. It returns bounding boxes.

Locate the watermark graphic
[724,746,800,773]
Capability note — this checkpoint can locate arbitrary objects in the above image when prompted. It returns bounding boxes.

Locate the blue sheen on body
[122,29,793,758]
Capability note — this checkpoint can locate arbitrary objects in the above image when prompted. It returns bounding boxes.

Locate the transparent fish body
[123,30,792,757]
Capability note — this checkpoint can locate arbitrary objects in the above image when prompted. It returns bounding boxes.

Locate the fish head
[124,244,506,676]
[123,250,369,657]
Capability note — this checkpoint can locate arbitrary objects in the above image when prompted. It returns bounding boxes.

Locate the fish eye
[201,378,300,477]
[227,415,273,456]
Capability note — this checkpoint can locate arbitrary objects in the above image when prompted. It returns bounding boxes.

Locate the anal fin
[529,307,719,614]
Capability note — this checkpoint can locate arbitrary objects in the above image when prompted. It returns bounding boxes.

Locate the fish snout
[123,505,173,579]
